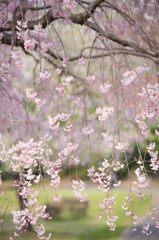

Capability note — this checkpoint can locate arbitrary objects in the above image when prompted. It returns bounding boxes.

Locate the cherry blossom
[25,87,37,100]
[86,76,96,84]
[87,166,95,178]
[54,194,61,203]
[72,179,87,202]
[16,21,28,41]
[78,57,87,67]
[135,167,149,188]
[102,131,113,148]
[0,63,10,81]
[55,86,66,95]
[69,155,80,165]
[115,142,127,152]
[24,39,35,52]
[35,98,46,108]
[98,195,118,231]
[56,68,62,74]
[48,115,60,130]
[100,83,111,93]
[64,0,76,10]
[49,113,71,130]
[142,223,152,235]
[11,49,23,68]
[40,71,51,81]
[62,56,69,67]
[58,142,79,161]
[73,97,84,108]
[113,180,121,187]
[82,127,94,135]
[95,106,114,121]
[121,65,149,86]
[147,143,159,171]
[62,76,73,85]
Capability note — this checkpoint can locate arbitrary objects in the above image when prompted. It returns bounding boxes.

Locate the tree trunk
[13,173,33,232]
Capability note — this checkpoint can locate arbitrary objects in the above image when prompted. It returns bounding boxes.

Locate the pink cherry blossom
[82,127,94,135]
[0,63,10,81]
[62,76,73,85]
[35,98,46,108]
[78,57,87,66]
[62,56,69,67]
[69,155,80,165]
[24,39,35,52]
[64,0,76,10]
[113,180,121,187]
[56,68,62,74]
[55,86,66,95]
[95,106,114,121]
[11,49,23,68]
[72,179,87,202]
[115,142,127,152]
[121,65,149,86]
[40,71,51,80]
[73,97,84,108]
[86,75,96,84]
[100,83,111,93]
[16,21,28,40]
[87,166,95,178]
[54,194,61,202]
[102,131,113,148]
[25,87,37,100]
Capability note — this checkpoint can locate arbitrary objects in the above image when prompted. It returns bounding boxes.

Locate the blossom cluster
[56,75,73,96]
[87,159,124,230]
[73,97,84,108]
[25,87,46,108]
[147,142,159,172]
[122,195,138,226]
[58,142,79,161]
[97,195,118,231]
[16,21,28,41]
[82,127,94,135]
[0,63,10,81]
[95,106,114,121]
[102,131,113,148]
[69,155,80,165]
[11,49,24,68]
[100,82,111,93]
[121,65,149,86]
[64,0,76,10]
[48,113,71,131]
[72,179,87,202]
[78,57,87,67]
[136,83,159,134]
[135,166,149,189]
[0,135,55,239]
[86,76,96,84]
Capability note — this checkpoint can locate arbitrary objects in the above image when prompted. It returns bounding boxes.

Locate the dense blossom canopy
[0,0,159,239]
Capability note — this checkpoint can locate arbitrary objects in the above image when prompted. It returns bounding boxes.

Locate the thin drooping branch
[102,2,135,25]
[84,20,159,58]
[47,47,156,63]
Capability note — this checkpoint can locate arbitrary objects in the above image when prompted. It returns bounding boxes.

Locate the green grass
[0,182,151,240]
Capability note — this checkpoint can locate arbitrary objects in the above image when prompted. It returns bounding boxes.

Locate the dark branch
[84,20,159,58]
